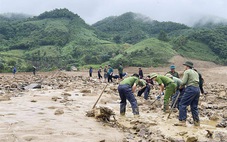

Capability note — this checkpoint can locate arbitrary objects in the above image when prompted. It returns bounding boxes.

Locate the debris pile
[86,107,115,122]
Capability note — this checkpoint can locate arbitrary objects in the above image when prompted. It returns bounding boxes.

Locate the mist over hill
[0,8,227,72]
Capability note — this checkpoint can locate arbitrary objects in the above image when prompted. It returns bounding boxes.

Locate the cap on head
[132,73,139,78]
[183,61,194,68]
[170,65,175,69]
[165,73,173,78]
[150,73,158,79]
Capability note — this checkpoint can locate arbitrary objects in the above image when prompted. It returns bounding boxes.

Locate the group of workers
[89,64,128,82]
[117,61,204,127]
[12,66,36,77]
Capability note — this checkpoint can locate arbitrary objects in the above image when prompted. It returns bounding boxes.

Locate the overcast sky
[0,0,227,26]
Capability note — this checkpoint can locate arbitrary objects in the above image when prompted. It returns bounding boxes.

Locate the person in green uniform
[118,63,124,80]
[118,73,140,116]
[107,65,113,83]
[174,61,200,127]
[167,65,179,78]
[150,73,177,113]
[165,73,184,109]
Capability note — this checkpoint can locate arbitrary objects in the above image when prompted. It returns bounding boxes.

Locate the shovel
[150,93,162,105]
[92,84,108,109]
[167,91,181,119]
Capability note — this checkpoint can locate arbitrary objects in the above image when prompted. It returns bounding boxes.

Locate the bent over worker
[165,73,184,109]
[150,73,176,113]
[118,73,140,116]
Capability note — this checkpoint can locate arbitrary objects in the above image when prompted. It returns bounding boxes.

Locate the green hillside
[0,9,227,72]
[92,12,190,44]
[109,38,176,67]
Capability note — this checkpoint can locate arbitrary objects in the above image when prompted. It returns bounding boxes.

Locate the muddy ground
[0,61,227,142]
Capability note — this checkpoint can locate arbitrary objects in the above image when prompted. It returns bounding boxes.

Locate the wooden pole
[92,84,108,109]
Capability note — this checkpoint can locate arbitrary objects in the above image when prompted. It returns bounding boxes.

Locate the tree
[158,31,168,42]
[113,35,121,43]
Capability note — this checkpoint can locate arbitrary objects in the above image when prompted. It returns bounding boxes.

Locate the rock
[0,90,5,95]
[179,131,188,136]
[209,113,219,121]
[23,83,41,90]
[4,85,10,89]
[216,119,227,128]
[31,100,37,103]
[205,130,213,138]
[62,92,71,96]
[223,111,227,118]
[58,84,64,89]
[60,99,68,103]
[86,110,95,117]
[81,89,91,93]
[54,109,64,115]
[11,83,18,88]
[51,96,60,101]
[186,136,198,142]
[219,91,226,98]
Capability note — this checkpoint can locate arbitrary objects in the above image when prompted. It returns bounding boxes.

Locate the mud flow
[0,67,227,142]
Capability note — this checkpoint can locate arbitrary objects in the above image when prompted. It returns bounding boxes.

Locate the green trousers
[164,83,176,112]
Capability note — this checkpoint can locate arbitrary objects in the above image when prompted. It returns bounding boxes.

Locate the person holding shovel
[118,73,140,116]
[174,61,200,127]
[150,73,177,113]
[165,73,184,110]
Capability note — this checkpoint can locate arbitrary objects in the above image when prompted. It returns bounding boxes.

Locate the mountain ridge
[0,8,226,72]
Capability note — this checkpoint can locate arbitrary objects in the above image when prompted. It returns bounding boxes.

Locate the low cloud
[0,0,227,26]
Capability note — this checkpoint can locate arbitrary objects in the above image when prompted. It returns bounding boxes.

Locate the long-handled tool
[167,92,181,119]
[150,93,162,105]
[92,84,108,109]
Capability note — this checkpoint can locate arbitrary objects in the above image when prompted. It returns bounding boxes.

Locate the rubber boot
[174,120,186,127]
[120,104,126,116]
[163,103,170,113]
[194,121,200,126]
[133,107,139,115]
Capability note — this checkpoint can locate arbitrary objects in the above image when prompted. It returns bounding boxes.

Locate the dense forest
[0,8,227,72]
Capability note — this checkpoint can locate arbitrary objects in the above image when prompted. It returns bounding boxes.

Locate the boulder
[186,136,198,142]
[219,91,226,98]
[81,89,91,93]
[54,109,64,115]
[11,83,18,88]
[62,92,71,96]
[23,83,41,90]
[209,113,219,121]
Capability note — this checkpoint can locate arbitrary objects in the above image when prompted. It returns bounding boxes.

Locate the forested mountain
[92,12,189,44]
[0,9,227,72]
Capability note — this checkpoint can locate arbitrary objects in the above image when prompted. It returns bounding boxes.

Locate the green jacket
[181,69,199,87]
[155,75,174,87]
[120,77,139,87]
[118,65,123,74]
[167,71,179,78]
[107,67,113,75]
[172,77,182,89]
